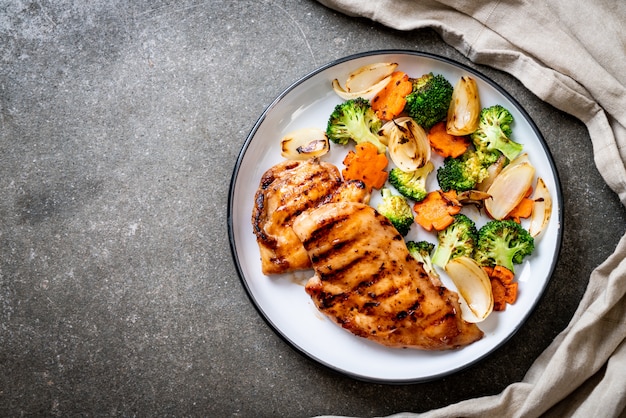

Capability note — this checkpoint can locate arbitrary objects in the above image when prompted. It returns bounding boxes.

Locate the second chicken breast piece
[292,201,483,350]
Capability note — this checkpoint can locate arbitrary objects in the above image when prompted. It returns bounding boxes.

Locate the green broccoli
[405,73,454,130]
[431,214,478,268]
[326,97,386,153]
[388,161,434,202]
[474,148,501,167]
[471,105,523,162]
[436,149,490,192]
[474,219,535,273]
[377,188,414,236]
[406,240,439,278]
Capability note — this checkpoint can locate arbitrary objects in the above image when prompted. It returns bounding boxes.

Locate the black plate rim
[227,49,564,384]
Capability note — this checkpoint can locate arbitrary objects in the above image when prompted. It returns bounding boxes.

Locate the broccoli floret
[388,161,434,202]
[474,148,501,167]
[437,149,490,192]
[406,240,439,278]
[431,214,478,268]
[474,219,535,273]
[471,105,523,161]
[326,97,386,153]
[377,188,414,236]
[405,73,454,130]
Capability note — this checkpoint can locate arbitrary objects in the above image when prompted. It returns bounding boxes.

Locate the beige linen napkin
[316,0,626,416]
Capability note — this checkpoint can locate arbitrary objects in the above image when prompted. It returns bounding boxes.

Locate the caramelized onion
[280,128,329,160]
[331,62,398,101]
[485,154,535,220]
[381,117,431,171]
[332,76,392,101]
[445,256,494,323]
[345,62,398,92]
[529,177,552,238]
[446,76,481,136]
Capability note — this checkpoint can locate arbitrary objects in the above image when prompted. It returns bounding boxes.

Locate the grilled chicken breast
[292,201,483,350]
[252,159,370,275]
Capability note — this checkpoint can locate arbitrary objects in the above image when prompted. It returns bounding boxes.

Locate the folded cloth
[315,0,626,416]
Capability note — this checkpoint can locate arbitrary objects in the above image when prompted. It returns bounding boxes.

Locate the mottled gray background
[1,0,625,416]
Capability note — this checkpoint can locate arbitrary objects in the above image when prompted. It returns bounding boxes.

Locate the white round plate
[228,50,562,383]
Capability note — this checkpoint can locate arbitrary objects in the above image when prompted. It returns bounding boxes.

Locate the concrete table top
[2,1,625,416]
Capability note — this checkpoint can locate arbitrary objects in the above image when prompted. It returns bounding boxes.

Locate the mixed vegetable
[278,61,553,322]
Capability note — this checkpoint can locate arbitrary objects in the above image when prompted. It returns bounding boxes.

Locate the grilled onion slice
[529,177,552,238]
[332,62,398,101]
[280,128,329,160]
[485,154,535,220]
[381,117,431,171]
[345,62,398,92]
[446,76,481,136]
[331,76,391,101]
[445,256,494,323]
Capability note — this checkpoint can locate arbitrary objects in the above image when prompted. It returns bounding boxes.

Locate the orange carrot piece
[371,71,413,121]
[504,281,519,305]
[483,265,518,311]
[342,142,388,191]
[413,189,462,232]
[427,121,471,158]
[506,186,534,223]
[490,277,508,311]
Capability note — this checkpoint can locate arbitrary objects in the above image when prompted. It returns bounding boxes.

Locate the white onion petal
[446,76,481,136]
[381,117,431,171]
[445,256,494,323]
[331,76,392,101]
[345,62,398,92]
[485,154,535,220]
[280,128,329,160]
[529,177,552,238]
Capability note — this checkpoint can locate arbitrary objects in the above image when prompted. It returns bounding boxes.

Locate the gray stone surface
[1,1,624,416]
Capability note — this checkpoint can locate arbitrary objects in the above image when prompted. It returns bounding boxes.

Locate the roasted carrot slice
[427,121,471,158]
[342,142,388,191]
[413,189,462,232]
[371,71,413,121]
[483,265,518,311]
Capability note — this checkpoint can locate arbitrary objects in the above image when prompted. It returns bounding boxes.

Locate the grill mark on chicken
[302,205,386,282]
[292,201,484,350]
[252,159,370,275]
[301,212,352,250]
[322,179,369,204]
